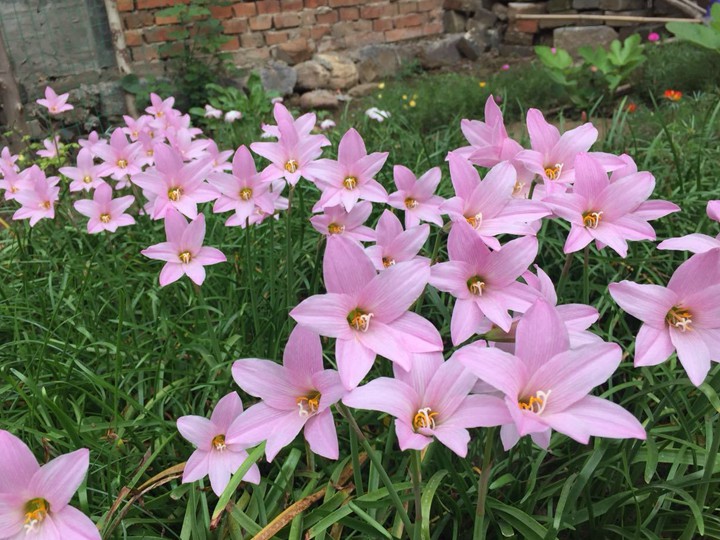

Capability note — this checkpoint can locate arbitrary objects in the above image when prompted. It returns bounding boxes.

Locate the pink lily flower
[455,299,646,450]
[73,183,135,234]
[429,220,539,345]
[441,155,549,250]
[211,145,277,227]
[344,353,510,456]
[246,183,289,227]
[37,136,60,159]
[206,139,233,173]
[0,146,19,174]
[365,210,429,271]
[309,202,376,243]
[387,165,445,228]
[709,200,720,222]
[224,110,242,123]
[663,202,720,251]
[177,392,261,496]
[608,249,720,386]
[226,326,346,461]
[544,153,660,257]
[0,430,99,539]
[167,127,211,162]
[141,210,226,286]
[132,144,215,220]
[0,168,31,201]
[94,128,145,187]
[290,236,442,389]
[122,114,153,141]
[306,128,389,212]
[146,93,175,118]
[59,148,110,192]
[36,86,74,115]
[78,131,107,157]
[251,103,328,186]
[12,173,60,226]
[261,110,321,139]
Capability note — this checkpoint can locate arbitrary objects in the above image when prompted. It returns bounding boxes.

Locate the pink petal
[231,359,298,409]
[357,321,412,370]
[424,358,477,418]
[359,259,429,322]
[431,425,471,457]
[708,200,720,222]
[265,411,307,462]
[338,128,367,164]
[181,213,206,253]
[658,234,720,253]
[635,324,674,367]
[451,298,485,346]
[323,236,376,294]
[29,449,89,509]
[290,293,356,339]
[336,336,377,389]
[182,450,210,483]
[159,262,185,286]
[453,342,527,397]
[572,153,609,204]
[515,299,570,373]
[392,352,443,396]
[207,448,245,495]
[49,505,101,540]
[283,325,323,383]
[668,249,720,298]
[391,311,443,353]
[394,420,433,451]
[553,124,598,167]
[225,402,288,446]
[194,246,226,266]
[670,327,711,386]
[305,409,339,459]
[343,377,419,421]
[177,416,215,449]
[0,430,39,492]
[445,394,512,428]
[183,261,206,285]
[210,392,244,432]
[608,281,676,328]
[526,109,560,157]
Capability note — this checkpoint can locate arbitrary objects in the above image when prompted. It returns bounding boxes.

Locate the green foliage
[667,4,720,53]
[637,41,720,97]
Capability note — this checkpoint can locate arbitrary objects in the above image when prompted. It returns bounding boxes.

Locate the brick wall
[116,0,445,70]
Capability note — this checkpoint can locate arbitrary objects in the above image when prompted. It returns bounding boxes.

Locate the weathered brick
[395,13,425,27]
[136,0,174,8]
[316,10,338,23]
[508,2,548,18]
[123,11,155,29]
[117,0,134,11]
[385,26,424,41]
[223,18,248,33]
[220,36,240,50]
[233,2,257,16]
[281,0,303,8]
[210,5,234,18]
[554,25,618,55]
[305,0,328,6]
[328,0,364,6]
[131,45,159,62]
[418,0,440,10]
[274,12,301,27]
[265,30,290,44]
[249,14,273,30]
[423,20,444,34]
[510,19,539,32]
[339,7,359,19]
[504,29,534,44]
[240,32,265,47]
[311,24,332,38]
[573,0,600,8]
[144,26,182,43]
[155,14,179,25]
[124,29,143,46]
[373,18,394,31]
[257,0,281,13]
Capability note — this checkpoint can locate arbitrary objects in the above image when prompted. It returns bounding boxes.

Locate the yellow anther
[467,276,485,296]
[382,257,396,268]
[518,390,551,415]
[413,407,438,431]
[343,176,358,190]
[100,213,111,223]
[24,498,49,532]
[465,212,483,230]
[284,159,298,173]
[582,211,603,229]
[178,251,192,264]
[83,175,93,184]
[328,222,345,235]
[544,163,563,180]
[296,392,321,417]
[405,197,418,209]
[348,309,374,332]
[117,158,128,169]
[211,434,227,451]
[666,307,693,332]
[239,187,253,201]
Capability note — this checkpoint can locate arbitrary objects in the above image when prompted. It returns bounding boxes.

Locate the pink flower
[94,128,145,186]
[78,131,107,157]
[206,139,234,173]
[387,165,445,228]
[544,153,663,257]
[146,93,175,118]
[37,136,60,159]
[708,200,720,222]
[429,220,539,345]
[608,154,679,220]
[0,146,19,174]
[227,326,346,461]
[12,172,60,226]
[0,430,99,539]
[167,128,211,162]
[290,236,442,389]
[501,64,510,70]
[261,111,318,139]
[320,119,336,130]
[133,144,215,220]
[141,210,226,286]
[441,155,549,250]
[177,392,261,495]
[73,183,135,234]
[211,145,278,227]
[455,299,646,450]
[365,210,429,271]
[204,104,223,119]
[609,249,720,386]
[0,168,31,201]
[36,86,74,115]
[309,202,376,243]
[122,114,153,141]
[59,148,110,192]
[251,103,328,186]
[647,32,660,42]
[224,110,242,123]
[344,353,509,456]
[307,128,389,212]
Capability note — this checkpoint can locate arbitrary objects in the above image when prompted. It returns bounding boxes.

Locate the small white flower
[320,119,336,130]
[204,104,222,119]
[365,107,391,122]
[271,97,284,104]
[224,110,242,123]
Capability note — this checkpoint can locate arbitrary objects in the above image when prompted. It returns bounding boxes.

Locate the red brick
[310,24,331,38]
[155,14,179,24]
[399,1,419,13]
[210,5,234,18]
[136,0,173,8]
[145,26,181,42]
[512,19,539,32]
[417,0,439,10]
[339,7,359,19]
[249,14,273,29]
[384,26,423,41]
[117,0,134,11]
[220,36,240,50]
[281,0,303,8]
[373,18,393,31]
[304,0,328,6]
[316,10,338,23]
[360,4,383,18]
[124,29,143,46]
[122,11,155,29]
[394,13,424,27]
[222,18,248,33]
[353,32,382,45]
[265,30,289,44]
[328,0,363,5]
[257,0,281,13]
[274,12,301,27]
[240,33,265,47]
[232,2,257,16]
[422,20,443,34]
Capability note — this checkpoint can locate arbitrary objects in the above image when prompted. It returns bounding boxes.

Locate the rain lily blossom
[365,107,390,122]
[224,110,242,123]
[37,136,60,159]
[167,128,211,162]
[12,173,60,226]
[132,144,215,220]
[36,86,74,114]
[122,114,153,141]
[658,200,720,251]
[226,326,346,461]
[455,299,646,450]
[78,131,106,157]
[365,210,430,271]
[344,353,510,456]
[73,183,135,234]
[544,153,660,257]
[251,103,328,186]
[441,155,549,250]
[306,128,389,212]
[387,165,445,228]
[309,202,376,243]
[0,430,100,539]
[290,236,442,389]
[320,119,336,130]
[146,93,175,118]
[94,128,145,187]
[60,148,110,192]
[708,200,720,222]
[205,139,233,173]
[0,168,31,200]
[608,249,720,386]
[204,104,223,119]
[429,220,539,345]
[0,146,19,174]
[177,392,261,496]
[141,210,226,286]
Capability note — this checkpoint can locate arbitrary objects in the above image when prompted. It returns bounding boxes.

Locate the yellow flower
[377,93,383,99]
[409,100,416,107]
[378,82,386,89]
[402,94,408,100]
[479,81,487,88]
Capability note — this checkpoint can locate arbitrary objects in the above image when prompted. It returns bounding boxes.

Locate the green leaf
[421,470,447,539]
[212,442,266,522]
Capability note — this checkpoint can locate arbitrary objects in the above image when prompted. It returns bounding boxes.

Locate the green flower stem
[410,450,423,540]
[473,428,495,540]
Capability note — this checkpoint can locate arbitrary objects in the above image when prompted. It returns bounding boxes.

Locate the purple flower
[309,202,376,243]
[73,183,136,234]
[94,128,145,187]
[37,137,60,159]
[12,171,60,227]
[36,86,73,115]
[59,148,110,192]
[387,165,445,228]
[365,210,430,271]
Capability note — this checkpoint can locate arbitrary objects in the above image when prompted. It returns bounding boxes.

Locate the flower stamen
[413,407,438,431]
[178,251,192,264]
[239,187,253,201]
[518,390,551,415]
[117,158,128,169]
[666,306,693,332]
[24,498,50,533]
[348,308,374,332]
[467,276,486,296]
[544,163,563,180]
[582,211,603,229]
[83,175,93,184]
[296,391,321,417]
[211,434,227,451]
[465,212,483,230]
[404,197,418,209]
[343,176,358,190]
[100,213,111,223]
[284,159,298,173]
[382,256,395,268]
[328,222,345,235]
[168,186,183,201]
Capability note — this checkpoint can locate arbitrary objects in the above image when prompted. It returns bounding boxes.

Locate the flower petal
[29,449,89,510]
[304,409,339,459]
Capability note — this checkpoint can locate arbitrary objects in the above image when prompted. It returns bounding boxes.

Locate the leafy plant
[579,34,646,93]
[667,4,720,54]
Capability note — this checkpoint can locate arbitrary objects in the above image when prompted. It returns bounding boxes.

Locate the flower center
[347,308,374,332]
[178,251,192,264]
[40,201,51,210]
[83,175,93,184]
[24,498,50,533]
[328,222,345,235]
[582,211,603,229]
[666,306,693,332]
[284,159,298,173]
[465,212,483,230]
[10,186,18,193]
[544,163,563,180]
[512,180,525,196]
[343,176,358,190]
[404,197,418,209]
[296,391,321,417]
[382,256,395,268]
[168,186,183,201]
[100,213,111,223]
[147,149,154,157]
[117,158,128,169]
[239,187,253,201]
[211,434,227,451]
[518,390,551,415]
[467,276,485,296]
[50,106,58,113]
[413,407,438,431]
